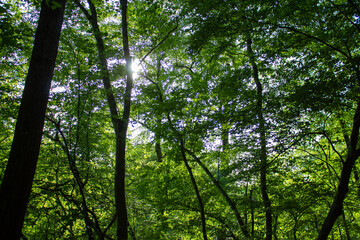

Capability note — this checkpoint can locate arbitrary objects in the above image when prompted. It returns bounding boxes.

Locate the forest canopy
[0,0,360,239]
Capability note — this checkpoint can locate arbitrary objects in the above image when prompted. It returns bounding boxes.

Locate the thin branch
[268,131,324,166]
[347,0,360,17]
[173,64,195,74]
[298,147,340,182]
[103,213,116,237]
[328,0,360,33]
[323,131,345,164]
[140,23,179,64]
[275,24,350,58]
[185,148,250,238]
[248,16,351,59]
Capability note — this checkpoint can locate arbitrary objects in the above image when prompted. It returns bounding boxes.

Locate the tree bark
[0,0,66,238]
[247,37,272,240]
[317,101,360,239]
[117,0,133,239]
[250,189,255,239]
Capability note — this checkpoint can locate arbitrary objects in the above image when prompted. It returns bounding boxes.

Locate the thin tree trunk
[47,117,103,239]
[154,57,163,162]
[292,214,298,240]
[155,118,163,162]
[75,0,133,238]
[186,149,250,238]
[180,140,208,240]
[250,189,255,239]
[0,0,66,238]
[317,60,360,239]
[150,54,207,239]
[247,37,272,240]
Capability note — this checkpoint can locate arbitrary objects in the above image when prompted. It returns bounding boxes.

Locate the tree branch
[140,23,178,64]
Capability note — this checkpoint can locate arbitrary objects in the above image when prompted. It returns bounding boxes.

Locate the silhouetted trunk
[154,57,163,162]
[75,0,132,238]
[0,0,66,238]
[317,100,360,239]
[117,0,133,239]
[247,37,272,240]
[155,118,163,162]
[180,140,208,240]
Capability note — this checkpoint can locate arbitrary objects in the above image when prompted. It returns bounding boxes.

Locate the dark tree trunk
[0,0,66,238]
[317,102,360,240]
[154,58,163,162]
[186,149,250,238]
[117,0,133,239]
[180,140,208,240]
[250,189,255,239]
[247,37,272,240]
[317,60,360,239]
[150,53,207,239]
[75,0,132,238]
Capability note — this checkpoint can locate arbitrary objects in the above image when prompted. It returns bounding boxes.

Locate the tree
[74,0,134,237]
[0,0,66,238]
[1,0,360,239]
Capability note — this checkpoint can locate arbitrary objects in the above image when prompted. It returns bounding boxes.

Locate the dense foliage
[1,0,360,239]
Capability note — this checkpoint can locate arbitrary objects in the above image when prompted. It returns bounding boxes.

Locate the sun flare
[131,59,141,78]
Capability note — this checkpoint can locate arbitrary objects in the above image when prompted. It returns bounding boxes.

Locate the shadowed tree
[0,0,66,238]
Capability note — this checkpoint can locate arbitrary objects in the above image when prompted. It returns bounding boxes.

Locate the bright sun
[131,59,141,78]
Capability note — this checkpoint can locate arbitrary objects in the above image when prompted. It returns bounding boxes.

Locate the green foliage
[1,0,360,239]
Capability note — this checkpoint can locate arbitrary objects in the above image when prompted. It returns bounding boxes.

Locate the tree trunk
[75,0,133,238]
[186,149,250,238]
[0,0,66,238]
[154,58,163,162]
[250,189,255,239]
[117,0,133,239]
[316,63,360,240]
[247,37,272,240]
[180,140,208,240]
[316,123,360,238]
